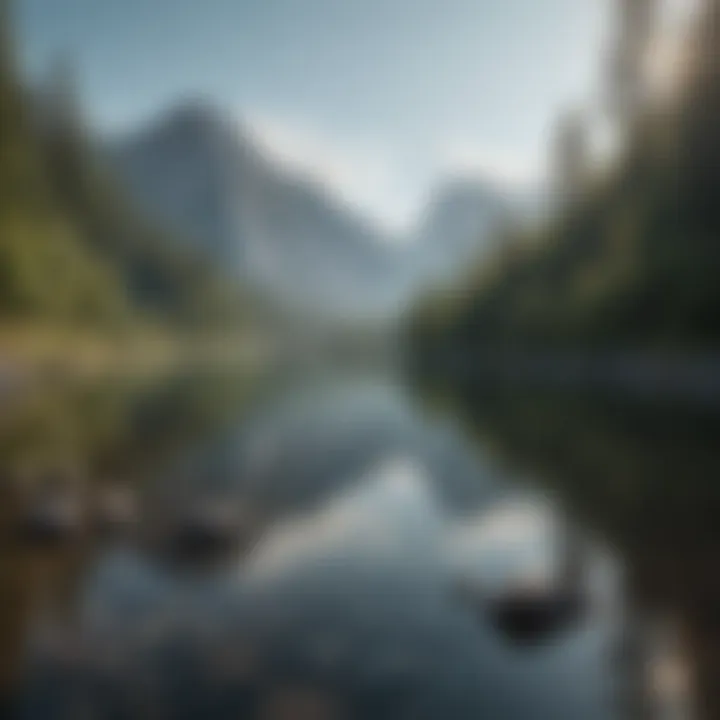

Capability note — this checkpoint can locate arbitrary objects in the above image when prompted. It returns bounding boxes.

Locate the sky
[15,0,610,232]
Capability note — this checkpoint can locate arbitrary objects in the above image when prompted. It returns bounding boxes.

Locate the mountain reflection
[430,382,717,718]
[0,373,646,720]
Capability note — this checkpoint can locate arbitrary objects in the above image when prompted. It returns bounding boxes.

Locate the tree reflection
[434,382,718,717]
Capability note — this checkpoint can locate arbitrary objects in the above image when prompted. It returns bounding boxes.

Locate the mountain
[408,178,513,289]
[0,0,248,332]
[109,104,252,269]
[408,0,720,350]
[110,102,405,321]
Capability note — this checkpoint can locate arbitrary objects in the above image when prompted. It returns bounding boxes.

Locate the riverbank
[0,323,270,406]
[413,348,720,406]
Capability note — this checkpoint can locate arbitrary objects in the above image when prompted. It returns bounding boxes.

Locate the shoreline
[414,348,720,406]
[0,324,269,402]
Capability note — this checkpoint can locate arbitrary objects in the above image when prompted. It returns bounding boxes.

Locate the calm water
[1,370,714,719]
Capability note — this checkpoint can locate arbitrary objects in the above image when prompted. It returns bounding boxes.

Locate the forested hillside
[0,0,244,331]
[409,0,720,353]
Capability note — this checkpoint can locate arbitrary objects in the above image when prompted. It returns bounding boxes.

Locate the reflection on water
[434,382,720,720]
[0,372,706,718]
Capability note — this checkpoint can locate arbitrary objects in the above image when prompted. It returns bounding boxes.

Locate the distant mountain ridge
[409,177,512,288]
[109,100,529,320]
[110,101,405,320]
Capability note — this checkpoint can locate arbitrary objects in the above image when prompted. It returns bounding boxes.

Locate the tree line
[409,0,720,354]
[0,0,246,331]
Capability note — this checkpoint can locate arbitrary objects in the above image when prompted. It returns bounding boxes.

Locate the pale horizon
[17,0,609,232]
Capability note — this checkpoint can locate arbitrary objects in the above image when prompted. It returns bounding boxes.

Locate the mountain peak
[109,100,407,320]
[122,98,240,154]
[161,99,223,133]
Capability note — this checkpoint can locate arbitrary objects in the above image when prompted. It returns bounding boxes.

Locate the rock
[486,584,586,645]
[170,503,242,557]
[20,493,85,543]
[454,573,587,645]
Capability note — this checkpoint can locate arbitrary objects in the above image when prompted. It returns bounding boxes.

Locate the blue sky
[16,0,609,230]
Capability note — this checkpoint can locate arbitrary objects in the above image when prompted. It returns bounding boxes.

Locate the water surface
[0,371,706,719]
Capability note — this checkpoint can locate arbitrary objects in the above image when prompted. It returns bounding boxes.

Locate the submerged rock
[486,583,586,645]
[455,574,587,645]
[166,501,258,560]
[19,492,85,543]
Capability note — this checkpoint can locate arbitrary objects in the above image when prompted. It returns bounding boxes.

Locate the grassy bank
[0,322,269,393]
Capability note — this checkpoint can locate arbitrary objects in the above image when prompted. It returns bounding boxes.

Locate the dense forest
[0,0,245,331]
[409,0,720,354]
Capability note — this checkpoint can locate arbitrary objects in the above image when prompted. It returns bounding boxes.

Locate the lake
[1,368,713,719]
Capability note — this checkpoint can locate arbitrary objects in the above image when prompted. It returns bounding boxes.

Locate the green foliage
[410,0,720,352]
[0,1,247,329]
[38,107,247,328]
[0,5,120,322]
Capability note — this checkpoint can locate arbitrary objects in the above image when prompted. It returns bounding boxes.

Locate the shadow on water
[0,369,704,718]
[422,377,720,720]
